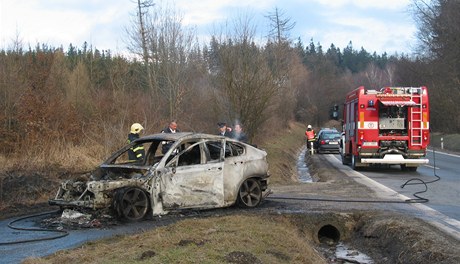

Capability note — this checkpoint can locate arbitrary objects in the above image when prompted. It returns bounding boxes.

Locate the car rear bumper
[318,145,340,153]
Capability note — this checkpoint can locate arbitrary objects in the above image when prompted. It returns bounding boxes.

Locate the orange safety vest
[305,130,315,140]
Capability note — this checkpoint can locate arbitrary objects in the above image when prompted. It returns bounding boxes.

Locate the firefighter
[305,125,316,148]
[127,123,145,162]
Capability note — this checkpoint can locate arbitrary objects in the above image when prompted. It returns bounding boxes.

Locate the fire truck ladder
[409,88,423,146]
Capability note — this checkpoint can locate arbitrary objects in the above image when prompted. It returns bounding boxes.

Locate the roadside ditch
[282,147,460,263]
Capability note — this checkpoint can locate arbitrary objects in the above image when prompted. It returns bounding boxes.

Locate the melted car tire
[237,178,262,208]
[114,187,149,221]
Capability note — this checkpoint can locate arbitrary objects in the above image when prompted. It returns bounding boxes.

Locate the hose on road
[268,149,447,204]
[0,210,68,246]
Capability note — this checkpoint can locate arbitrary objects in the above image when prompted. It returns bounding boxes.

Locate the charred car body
[49,133,270,221]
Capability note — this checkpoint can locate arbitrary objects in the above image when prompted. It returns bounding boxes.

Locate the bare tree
[355,62,395,88]
[265,7,296,45]
[411,0,460,132]
[210,14,278,140]
[126,0,157,95]
[0,34,27,153]
[265,8,298,126]
[126,2,197,120]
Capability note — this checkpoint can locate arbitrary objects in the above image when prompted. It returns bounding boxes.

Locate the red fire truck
[341,86,430,171]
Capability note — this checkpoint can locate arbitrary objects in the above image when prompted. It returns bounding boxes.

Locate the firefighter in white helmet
[127,123,145,162]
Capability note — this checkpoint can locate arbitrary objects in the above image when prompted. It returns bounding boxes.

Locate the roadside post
[441,137,444,150]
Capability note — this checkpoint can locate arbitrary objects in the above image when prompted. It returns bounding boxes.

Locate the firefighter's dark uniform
[127,133,145,162]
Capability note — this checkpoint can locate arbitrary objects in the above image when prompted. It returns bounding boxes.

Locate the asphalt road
[359,150,460,221]
[327,150,460,239]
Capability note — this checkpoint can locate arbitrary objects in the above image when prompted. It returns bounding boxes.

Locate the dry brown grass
[262,121,306,185]
[23,214,326,264]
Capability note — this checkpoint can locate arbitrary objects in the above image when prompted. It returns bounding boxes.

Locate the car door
[160,140,225,209]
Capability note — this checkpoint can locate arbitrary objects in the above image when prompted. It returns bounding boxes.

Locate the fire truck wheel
[401,165,418,172]
[341,153,348,165]
[351,155,359,170]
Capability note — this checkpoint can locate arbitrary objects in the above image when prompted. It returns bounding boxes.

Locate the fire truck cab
[341,86,430,171]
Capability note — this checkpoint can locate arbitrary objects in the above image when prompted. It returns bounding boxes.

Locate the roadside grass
[431,133,460,153]
[24,214,325,264]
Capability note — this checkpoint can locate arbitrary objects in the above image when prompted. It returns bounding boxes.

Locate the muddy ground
[1,154,459,263]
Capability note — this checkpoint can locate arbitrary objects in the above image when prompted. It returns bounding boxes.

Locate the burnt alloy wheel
[116,187,149,221]
[237,178,262,208]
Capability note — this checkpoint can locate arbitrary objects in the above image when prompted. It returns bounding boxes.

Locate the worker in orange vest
[305,125,316,148]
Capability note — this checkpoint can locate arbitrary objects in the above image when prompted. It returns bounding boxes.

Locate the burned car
[49,133,270,221]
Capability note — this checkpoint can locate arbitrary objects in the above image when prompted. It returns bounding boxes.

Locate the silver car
[49,133,270,221]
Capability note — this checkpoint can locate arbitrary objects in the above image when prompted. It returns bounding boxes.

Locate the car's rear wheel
[115,187,149,221]
[237,178,262,208]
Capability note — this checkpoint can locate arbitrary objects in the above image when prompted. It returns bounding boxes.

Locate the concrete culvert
[318,224,340,245]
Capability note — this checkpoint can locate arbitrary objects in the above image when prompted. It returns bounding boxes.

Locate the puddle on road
[297,145,313,183]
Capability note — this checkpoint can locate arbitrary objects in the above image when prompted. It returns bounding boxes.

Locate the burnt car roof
[134,132,233,143]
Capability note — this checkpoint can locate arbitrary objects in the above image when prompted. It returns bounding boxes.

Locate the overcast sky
[0,0,417,55]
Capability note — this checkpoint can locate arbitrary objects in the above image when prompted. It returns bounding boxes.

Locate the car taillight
[320,140,326,145]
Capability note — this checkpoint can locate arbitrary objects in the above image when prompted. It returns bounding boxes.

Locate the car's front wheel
[237,178,262,208]
[114,187,149,221]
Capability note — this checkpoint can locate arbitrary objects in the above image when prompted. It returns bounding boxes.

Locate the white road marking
[330,154,460,241]
[423,164,440,169]
[427,149,460,158]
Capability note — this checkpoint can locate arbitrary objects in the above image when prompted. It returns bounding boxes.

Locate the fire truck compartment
[379,118,406,130]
